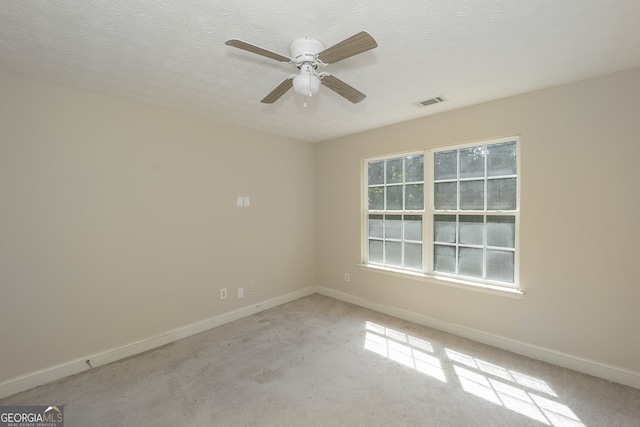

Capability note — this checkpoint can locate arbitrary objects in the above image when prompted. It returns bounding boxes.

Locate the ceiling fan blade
[317,31,378,64]
[261,78,294,103]
[226,39,291,63]
[320,75,366,103]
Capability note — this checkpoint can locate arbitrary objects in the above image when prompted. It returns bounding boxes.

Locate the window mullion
[425,150,433,274]
[455,214,460,275]
[484,145,488,211]
[382,214,386,265]
[401,158,406,268]
[483,214,487,280]
[483,150,488,279]
[383,159,387,211]
[456,150,461,211]
[456,151,460,276]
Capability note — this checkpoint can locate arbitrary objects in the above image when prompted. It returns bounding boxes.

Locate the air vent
[416,96,447,107]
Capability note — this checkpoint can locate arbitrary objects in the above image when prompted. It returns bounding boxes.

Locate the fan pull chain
[304,66,313,107]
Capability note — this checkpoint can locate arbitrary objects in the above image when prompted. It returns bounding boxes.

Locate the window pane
[459,215,484,245]
[405,183,424,210]
[386,185,403,210]
[434,182,457,210]
[487,216,515,248]
[385,241,402,266]
[434,150,457,180]
[434,215,456,243]
[385,215,402,239]
[386,158,403,184]
[459,180,484,210]
[459,247,483,278]
[460,146,485,179]
[368,161,384,185]
[404,243,422,269]
[369,240,383,264]
[368,214,383,239]
[487,178,516,210]
[488,141,517,177]
[405,155,424,183]
[404,215,422,241]
[486,250,514,283]
[434,244,456,273]
[368,187,384,210]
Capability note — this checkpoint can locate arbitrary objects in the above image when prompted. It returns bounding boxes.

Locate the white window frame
[360,136,523,299]
[363,151,426,271]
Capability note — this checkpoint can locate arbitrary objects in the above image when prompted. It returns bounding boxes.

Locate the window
[363,137,520,292]
[366,153,425,270]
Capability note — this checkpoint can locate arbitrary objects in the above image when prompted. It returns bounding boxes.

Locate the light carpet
[1,294,639,426]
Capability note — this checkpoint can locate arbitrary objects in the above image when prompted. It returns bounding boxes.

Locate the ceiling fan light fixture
[293,68,320,97]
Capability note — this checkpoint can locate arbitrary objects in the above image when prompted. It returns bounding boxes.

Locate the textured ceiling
[1,0,640,142]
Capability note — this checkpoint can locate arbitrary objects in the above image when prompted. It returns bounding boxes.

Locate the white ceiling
[1,1,640,142]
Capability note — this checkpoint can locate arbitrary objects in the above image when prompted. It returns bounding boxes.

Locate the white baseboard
[0,286,316,400]
[316,286,640,390]
[3,285,638,400]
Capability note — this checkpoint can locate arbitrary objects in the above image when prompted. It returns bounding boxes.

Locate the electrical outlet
[220,288,227,300]
[249,282,255,292]
[344,273,350,282]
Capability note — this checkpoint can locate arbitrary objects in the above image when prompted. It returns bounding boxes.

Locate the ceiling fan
[225,31,377,104]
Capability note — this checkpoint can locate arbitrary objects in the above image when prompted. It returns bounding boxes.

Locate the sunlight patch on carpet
[446,348,585,427]
[362,320,584,427]
[364,321,446,382]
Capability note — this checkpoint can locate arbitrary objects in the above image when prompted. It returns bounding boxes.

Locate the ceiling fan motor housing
[290,38,325,66]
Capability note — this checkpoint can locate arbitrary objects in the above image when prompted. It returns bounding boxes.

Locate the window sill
[356,264,524,299]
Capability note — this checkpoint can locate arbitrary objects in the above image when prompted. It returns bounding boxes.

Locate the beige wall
[2,67,639,387]
[315,68,640,373]
[0,74,316,382]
